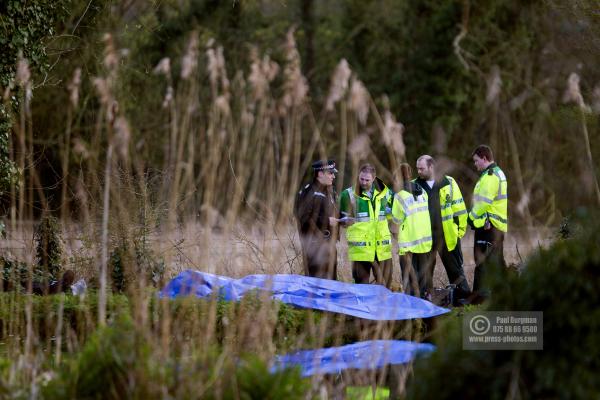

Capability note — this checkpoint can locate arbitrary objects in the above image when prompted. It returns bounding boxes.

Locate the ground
[0,221,554,292]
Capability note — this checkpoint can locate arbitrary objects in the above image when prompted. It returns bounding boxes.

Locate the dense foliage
[407,210,600,399]
[35,215,64,282]
[0,291,419,397]
[0,0,71,202]
[0,0,70,87]
[0,0,596,225]
[0,2,599,396]
[40,314,309,399]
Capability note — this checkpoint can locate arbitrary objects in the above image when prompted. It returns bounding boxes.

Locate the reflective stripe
[405,206,428,216]
[393,192,404,204]
[442,199,464,208]
[473,195,493,204]
[341,211,351,217]
[355,217,370,222]
[314,191,326,198]
[394,194,409,214]
[357,212,369,217]
[495,194,507,200]
[399,236,432,247]
[392,216,404,225]
[488,213,507,224]
[441,209,467,222]
[378,216,387,221]
[470,210,485,219]
[378,240,391,245]
[492,169,506,198]
[348,241,368,247]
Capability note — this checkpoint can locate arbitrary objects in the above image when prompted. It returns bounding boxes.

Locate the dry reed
[0,27,562,397]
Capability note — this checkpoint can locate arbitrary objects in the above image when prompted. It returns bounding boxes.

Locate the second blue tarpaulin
[160,270,449,320]
[272,340,436,377]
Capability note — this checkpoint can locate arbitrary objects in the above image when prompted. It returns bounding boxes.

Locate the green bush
[0,291,130,345]
[41,314,309,399]
[109,237,166,293]
[1,215,65,293]
[0,255,30,291]
[407,210,600,399]
[35,215,64,283]
[219,355,308,400]
[43,314,150,399]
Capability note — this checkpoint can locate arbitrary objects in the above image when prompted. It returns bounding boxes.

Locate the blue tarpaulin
[160,270,449,320]
[272,340,435,377]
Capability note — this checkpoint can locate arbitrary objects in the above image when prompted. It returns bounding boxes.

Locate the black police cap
[312,159,338,173]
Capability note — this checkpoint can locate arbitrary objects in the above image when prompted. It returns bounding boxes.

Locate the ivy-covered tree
[0,0,71,217]
[0,0,70,87]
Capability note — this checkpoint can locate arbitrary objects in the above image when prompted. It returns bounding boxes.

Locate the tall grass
[0,26,577,397]
[0,28,421,397]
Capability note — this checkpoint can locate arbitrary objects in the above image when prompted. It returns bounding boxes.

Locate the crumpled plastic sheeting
[271,340,436,377]
[160,270,449,320]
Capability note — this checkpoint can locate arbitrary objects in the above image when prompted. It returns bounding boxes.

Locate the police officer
[295,159,339,280]
[468,145,508,303]
[414,155,471,304]
[339,164,394,287]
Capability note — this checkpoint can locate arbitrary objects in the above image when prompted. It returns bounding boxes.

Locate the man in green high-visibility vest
[468,145,508,303]
[339,164,394,288]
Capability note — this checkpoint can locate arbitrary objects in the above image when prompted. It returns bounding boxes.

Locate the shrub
[109,237,166,293]
[406,210,600,399]
[42,313,309,399]
[0,255,30,291]
[34,215,64,283]
[43,314,148,399]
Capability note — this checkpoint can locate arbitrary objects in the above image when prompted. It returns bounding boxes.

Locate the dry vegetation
[0,29,451,398]
[0,2,597,393]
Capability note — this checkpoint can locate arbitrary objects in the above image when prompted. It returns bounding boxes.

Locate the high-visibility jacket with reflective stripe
[392,190,432,255]
[469,164,508,232]
[339,180,393,262]
[437,176,468,251]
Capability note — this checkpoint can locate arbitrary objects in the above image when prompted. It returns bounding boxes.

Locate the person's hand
[484,220,491,230]
[329,217,339,227]
[339,216,355,226]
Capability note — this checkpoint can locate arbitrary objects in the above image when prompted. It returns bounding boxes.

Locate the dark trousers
[399,253,429,297]
[408,238,471,300]
[301,237,338,280]
[473,226,506,298]
[352,256,393,288]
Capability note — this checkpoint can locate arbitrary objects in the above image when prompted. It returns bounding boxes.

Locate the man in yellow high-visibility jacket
[339,164,393,287]
[414,155,471,304]
[468,145,508,302]
[392,163,433,298]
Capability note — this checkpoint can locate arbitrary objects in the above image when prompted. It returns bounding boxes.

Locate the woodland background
[0,1,599,398]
